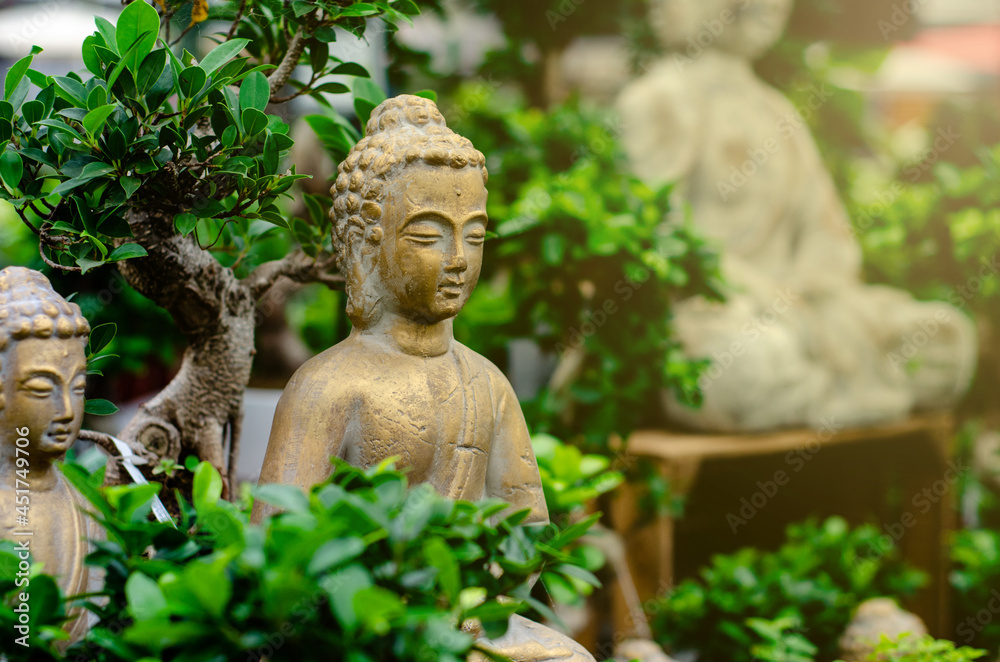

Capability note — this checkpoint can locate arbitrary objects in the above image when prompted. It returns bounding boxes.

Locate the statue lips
[439,278,465,298]
[44,425,75,450]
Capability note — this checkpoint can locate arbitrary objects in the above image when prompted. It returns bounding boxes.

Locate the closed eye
[21,378,54,397]
[466,231,486,245]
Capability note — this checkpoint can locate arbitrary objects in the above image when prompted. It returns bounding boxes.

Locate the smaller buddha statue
[254,95,595,661]
[0,266,99,641]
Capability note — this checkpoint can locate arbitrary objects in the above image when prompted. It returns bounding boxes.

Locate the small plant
[747,615,818,662]
[836,633,987,662]
[952,528,1000,653]
[150,457,179,477]
[652,517,926,662]
[0,458,600,661]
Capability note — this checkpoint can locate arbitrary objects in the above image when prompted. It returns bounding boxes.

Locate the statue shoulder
[617,61,702,184]
[451,342,518,403]
[278,342,365,406]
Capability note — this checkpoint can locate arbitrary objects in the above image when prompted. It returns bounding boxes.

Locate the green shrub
[532,432,623,607]
[836,633,987,662]
[953,528,1000,655]
[0,458,599,661]
[652,517,926,662]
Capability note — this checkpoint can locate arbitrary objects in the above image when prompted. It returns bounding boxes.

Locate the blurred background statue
[0,267,98,641]
[618,0,978,432]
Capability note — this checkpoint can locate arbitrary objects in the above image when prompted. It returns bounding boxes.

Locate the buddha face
[2,336,87,458]
[376,163,488,325]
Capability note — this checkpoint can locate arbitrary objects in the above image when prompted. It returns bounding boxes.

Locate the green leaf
[255,484,309,513]
[121,176,141,199]
[0,101,11,122]
[0,150,23,191]
[330,62,370,77]
[239,71,269,112]
[82,34,105,76]
[83,105,116,138]
[95,17,118,55]
[4,54,34,101]
[108,243,148,261]
[88,322,117,356]
[178,66,207,99]
[174,212,198,236]
[85,398,119,416]
[312,81,350,95]
[353,78,386,126]
[126,573,169,621]
[393,0,421,15]
[137,49,168,94]
[199,38,250,77]
[424,537,461,602]
[192,462,223,512]
[53,76,88,107]
[115,0,159,74]
[412,89,438,102]
[262,131,278,174]
[241,108,268,137]
[308,537,366,575]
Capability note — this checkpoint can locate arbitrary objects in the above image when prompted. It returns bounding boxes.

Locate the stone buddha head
[330,95,489,330]
[652,0,794,60]
[0,267,89,468]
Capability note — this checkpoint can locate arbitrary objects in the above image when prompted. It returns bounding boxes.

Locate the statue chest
[344,352,498,501]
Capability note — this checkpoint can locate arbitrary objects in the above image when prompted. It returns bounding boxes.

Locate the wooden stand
[606,413,957,638]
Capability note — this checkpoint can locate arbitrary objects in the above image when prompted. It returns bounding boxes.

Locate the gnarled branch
[246,247,342,300]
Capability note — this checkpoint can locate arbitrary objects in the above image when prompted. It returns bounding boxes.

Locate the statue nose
[447,254,468,271]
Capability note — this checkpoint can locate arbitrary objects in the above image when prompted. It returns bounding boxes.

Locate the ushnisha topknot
[329,94,488,273]
[0,267,89,351]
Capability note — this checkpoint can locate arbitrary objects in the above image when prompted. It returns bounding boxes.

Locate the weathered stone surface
[838,598,928,661]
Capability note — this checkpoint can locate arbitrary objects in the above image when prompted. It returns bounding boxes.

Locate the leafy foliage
[747,615,817,662]
[952,528,1000,655]
[0,0,420,277]
[652,517,927,662]
[445,89,722,449]
[835,633,987,662]
[531,433,622,607]
[0,458,598,661]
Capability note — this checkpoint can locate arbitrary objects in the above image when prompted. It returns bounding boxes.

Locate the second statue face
[378,163,488,324]
[3,335,87,457]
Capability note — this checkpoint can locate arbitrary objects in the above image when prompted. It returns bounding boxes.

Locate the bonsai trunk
[114,208,255,496]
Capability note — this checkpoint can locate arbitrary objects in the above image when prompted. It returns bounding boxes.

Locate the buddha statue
[0,266,99,641]
[254,95,594,661]
[617,0,977,431]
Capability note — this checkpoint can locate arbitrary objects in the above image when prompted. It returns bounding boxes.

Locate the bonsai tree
[0,0,421,495]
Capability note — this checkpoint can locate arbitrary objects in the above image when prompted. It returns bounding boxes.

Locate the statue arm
[616,69,701,186]
[486,381,549,526]
[251,374,351,523]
